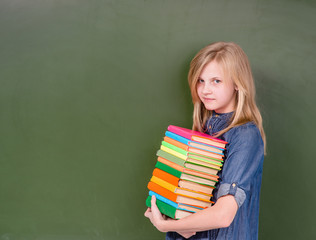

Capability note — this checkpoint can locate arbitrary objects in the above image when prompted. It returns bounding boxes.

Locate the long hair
[188,42,266,153]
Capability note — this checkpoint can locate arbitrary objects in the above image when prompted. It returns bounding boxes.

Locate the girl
[145,42,266,240]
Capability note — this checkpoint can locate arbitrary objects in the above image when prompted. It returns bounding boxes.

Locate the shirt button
[215,114,219,117]
[232,183,236,188]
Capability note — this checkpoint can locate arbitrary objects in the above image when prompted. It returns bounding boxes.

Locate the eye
[198,78,205,83]
[214,79,221,84]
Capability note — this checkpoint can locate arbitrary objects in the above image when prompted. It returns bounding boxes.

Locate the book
[155,161,218,187]
[167,125,227,149]
[157,149,222,171]
[178,180,215,195]
[146,195,193,219]
[147,181,212,208]
[165,131,225,153]
[150,175,212,201]
[157,149,186,166]
[157,156,219,181]
[145,125,228,219]
[152,167,215,195]
[164,136,224,158]
[184,161,220,176]
[149,191,204,213]
[161,140,224,161]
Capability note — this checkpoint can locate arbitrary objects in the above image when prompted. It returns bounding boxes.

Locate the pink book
[167,125,228,149]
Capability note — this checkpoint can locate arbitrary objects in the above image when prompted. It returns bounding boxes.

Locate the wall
[0,0,315,239]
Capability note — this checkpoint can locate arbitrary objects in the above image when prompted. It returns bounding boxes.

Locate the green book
[161,140,223,164]
[155,161,218,186]
[146,195,192,219]
[155,161,182,178]
[161,141,187,155]
[156,149,185,166]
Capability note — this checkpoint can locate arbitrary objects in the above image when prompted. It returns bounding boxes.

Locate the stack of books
[146,125,228,219]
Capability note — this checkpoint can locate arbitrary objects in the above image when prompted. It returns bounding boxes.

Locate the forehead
[199,61,225,79]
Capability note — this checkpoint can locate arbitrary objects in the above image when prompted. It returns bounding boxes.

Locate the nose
[202,82,213,95]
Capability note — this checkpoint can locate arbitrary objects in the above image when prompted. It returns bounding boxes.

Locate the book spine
[147,181,177,202]
[164,136,188,151]
[157,149,185,166]
[157,157,183,172]
[161,141,188,157]
[167,125,192,140]
[165,131,190,145]
[146,195,176,219]
[160,145,187,161]
[152,167,180,186]
[151,175,177,192]
[149,191,199,213]
[166,130,225,152]
[148,191,180,209]
[155,161,182,178]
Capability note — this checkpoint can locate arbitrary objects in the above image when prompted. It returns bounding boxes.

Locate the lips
[204,97,215,101]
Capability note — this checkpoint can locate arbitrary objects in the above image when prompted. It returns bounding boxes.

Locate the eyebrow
[199,76,221,80]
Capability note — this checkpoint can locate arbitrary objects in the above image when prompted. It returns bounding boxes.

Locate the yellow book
[150,176,212,202]
[160,145,187,160]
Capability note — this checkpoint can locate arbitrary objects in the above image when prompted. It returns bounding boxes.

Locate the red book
[167,125,227,149]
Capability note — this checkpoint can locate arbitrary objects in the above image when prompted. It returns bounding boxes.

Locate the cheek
[196,85,203,99]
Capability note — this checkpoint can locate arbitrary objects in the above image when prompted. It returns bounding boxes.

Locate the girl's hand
[144,195,171,232]
[144,196,196,238]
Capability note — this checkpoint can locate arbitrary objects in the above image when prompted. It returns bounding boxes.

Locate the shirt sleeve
[216,123,264,208]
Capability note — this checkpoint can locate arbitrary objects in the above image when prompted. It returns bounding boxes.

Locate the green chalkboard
[0,0,315,239]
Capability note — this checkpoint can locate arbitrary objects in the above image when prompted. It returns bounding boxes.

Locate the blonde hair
[188,42,266,153]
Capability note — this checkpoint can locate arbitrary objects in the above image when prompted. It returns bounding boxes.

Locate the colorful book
[161,140,224,162]
[162,140,223,160]
[157,156,219,180]
[165,131,225,153]
[146,195,193,219]
[155,161,218,187]
[157,149,222,171]
[164,136,224,159]
[145,125,228,219]
[147,181,212,208]
[149,191,204,213]
[150,175,212,201]
[167,125,227,149]
[178,180,215,195]
[152,167,215,195]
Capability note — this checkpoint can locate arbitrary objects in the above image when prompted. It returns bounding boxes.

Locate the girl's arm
[144,194,238,233]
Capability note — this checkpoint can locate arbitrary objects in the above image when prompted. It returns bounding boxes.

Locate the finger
[151,195,157,206]
[144,208,152,218]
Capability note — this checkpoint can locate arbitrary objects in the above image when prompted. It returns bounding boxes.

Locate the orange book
[150,175,212,201]
[152,168,180,186]
[153,167,215,195]
[147,181,212,208]
[157,156,219,181]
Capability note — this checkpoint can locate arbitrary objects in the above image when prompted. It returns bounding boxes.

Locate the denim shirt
[166,112,264,240]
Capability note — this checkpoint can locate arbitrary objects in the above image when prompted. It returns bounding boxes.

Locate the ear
[234,85,238,91]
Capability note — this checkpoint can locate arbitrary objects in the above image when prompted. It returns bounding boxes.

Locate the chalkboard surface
[0,0,315,239]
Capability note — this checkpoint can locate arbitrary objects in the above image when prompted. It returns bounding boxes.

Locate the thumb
[150,195,160,213]
[151,195,157,205]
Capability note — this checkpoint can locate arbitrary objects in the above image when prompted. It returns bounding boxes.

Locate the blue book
[165,131,225,155]
[149,191,203,213]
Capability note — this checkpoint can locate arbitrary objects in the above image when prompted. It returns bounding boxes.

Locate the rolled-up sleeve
[217,123,264,208]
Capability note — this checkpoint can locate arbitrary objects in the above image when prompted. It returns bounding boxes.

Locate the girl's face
[197,61,237,113]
